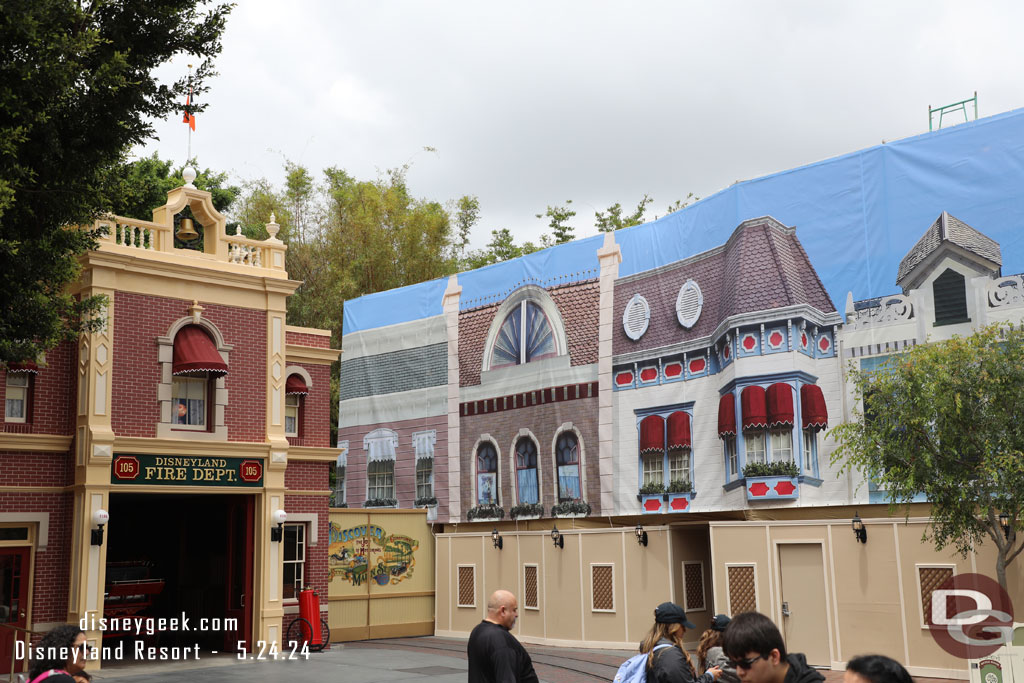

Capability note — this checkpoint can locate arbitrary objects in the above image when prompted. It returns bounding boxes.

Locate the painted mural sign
[328,522,419,587]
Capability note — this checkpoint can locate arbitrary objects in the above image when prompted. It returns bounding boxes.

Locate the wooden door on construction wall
[777,543,831,667]
[0,547,31,675]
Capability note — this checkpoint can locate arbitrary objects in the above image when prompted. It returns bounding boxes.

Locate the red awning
[667,411,691,450]
[285,374,309,395]
[801,384,828,431]
[639,415,664,454]
[741,385,768,430]
[717,393,736,437]
[7,361,39,373]
[172,325,227,376]
[766,383,794,427]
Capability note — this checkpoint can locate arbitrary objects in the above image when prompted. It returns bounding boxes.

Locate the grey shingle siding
[340,343,448,400]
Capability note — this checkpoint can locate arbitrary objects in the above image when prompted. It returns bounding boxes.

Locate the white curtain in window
[413,430,436,461]
[518,469,539,504]
[366,435,396,462]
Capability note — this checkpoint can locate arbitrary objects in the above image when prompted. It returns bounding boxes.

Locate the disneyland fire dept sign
[110,454,264,487]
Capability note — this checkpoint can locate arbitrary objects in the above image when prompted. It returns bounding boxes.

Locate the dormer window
[491,301,556,369]
[933,268,970,326]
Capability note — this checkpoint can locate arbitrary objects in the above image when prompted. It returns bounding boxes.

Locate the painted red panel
[664,363,683,378]
[769,331,784,348]
[615,371,634,387]
[723,344,731,359]
[742,334,757,351]
[670,496,688,510]
[688,357,706,374]
[818,335,831,352]
[774,480,796,496]
[800,332,808,348]
[640,367,658,382]
[748,482,769,497]
[644,498,663,512]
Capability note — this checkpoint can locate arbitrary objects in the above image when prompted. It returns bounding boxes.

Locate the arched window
[490,301,557,369]
[555,432,581,502]
[171,325,227,430]
[476,442,498,505]
[515,438,539,504]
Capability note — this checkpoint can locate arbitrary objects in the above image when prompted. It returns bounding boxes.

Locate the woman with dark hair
[845,655,914,683]
[640,602,722,683]
[27,624,88,683]
[696,615,738,683]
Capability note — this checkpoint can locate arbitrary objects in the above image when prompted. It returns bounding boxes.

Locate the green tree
[537,201,576,244]
[831,323,1024,589]
[0,0,231,363]
[454,195,481,258]
[595,195,653,232]
[662,192,700,217]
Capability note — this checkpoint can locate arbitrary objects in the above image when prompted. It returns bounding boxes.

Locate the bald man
[467,590,539,683]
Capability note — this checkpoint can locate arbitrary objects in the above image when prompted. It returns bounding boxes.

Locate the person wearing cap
[640,602,722,683]
[697,615,739,683]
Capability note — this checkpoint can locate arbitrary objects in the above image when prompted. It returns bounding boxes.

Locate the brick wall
[112,292,266,441]
[458,281,600,387]
[1,340,75,435]
[460,396,600,515]
[0,489,73,625]
[0,449,75,487]
[285,363,330,448]
[337,414,448,515]
[284,461,330,600]
[285,331,332,349]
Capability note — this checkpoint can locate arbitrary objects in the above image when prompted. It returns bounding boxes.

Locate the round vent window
[622,294,650,340]
[676,279,703,329]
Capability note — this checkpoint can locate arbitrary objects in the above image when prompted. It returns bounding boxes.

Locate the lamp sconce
[91,509,109,546]
[852,511,867,544]
[492,527,503,550]
[999,511,1011,540]
[635,523,648,547]
[551,524,564,549]
[271,509,288,542]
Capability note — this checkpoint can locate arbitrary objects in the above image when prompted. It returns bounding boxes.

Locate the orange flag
[182,87,196,131]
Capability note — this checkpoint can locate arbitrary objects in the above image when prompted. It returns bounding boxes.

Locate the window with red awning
[766,383,794,427]
[639,414,664,454]
[741,385,768,430]
[718,393,736,437]
[801,384,828,431]
[172,325,227,377]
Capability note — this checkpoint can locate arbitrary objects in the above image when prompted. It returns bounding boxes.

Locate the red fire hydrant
[298,586,323,648]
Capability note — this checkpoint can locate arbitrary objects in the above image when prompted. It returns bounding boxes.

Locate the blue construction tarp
[343,108,1024,335]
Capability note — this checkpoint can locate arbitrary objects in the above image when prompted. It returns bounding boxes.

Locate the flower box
[745,476,799,501]
[550,501,591,518]
[640,493,665,514]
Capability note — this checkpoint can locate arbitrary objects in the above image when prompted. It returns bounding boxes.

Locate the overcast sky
[138,1,1024,250]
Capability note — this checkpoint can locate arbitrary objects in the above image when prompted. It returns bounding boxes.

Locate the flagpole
[186,64,193,163]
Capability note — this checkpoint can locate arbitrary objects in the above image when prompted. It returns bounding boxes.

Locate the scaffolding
[929,91,978,131]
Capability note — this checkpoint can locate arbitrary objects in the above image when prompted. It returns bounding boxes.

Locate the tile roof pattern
[896,212,1002,286]
[612,218,835,356]
[458,280,599,388]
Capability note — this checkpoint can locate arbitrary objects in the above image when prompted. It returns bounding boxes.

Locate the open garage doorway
[105,493,253,656]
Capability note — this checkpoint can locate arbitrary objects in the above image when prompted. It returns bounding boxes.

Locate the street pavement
[81,636,963,683]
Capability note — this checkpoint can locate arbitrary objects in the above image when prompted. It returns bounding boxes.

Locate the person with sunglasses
[26,624,90,683]
[721,612,824,683]
[642,602,723,683]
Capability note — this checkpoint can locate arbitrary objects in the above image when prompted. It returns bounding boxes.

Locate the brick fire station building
[0,176,341,673]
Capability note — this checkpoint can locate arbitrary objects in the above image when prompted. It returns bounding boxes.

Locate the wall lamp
[91,509,109,546]
[551,525,564,549]
[271,509,288,542]
[852,511,867,544]
[999,511,1011,540]
[635,523,648,547]
[492,527,503,550]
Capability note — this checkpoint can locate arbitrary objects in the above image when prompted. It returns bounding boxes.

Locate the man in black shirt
[467,589,539,683]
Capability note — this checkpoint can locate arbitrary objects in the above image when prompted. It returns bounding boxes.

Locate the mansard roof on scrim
[341,108,1024,336]
[896,211,1003,287]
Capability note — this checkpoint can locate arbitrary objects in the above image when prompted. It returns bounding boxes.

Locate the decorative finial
[182,166,197,188]
[266,214,281,241]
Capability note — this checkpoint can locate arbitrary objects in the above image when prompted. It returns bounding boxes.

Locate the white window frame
[724,435,738,479]
[366,460,395,501]
[285,393,300,437]
[802,429,817,475]
[481,285,568,373]
[668,448,690,484]
[4,373,29,423]
[282,522,306,601]
[590,563,616,613]
[172,376,208,431]
[682,561,706,612]
[333,444,347,507]
[769,428,794,464]
[457,564,477,608]
[416,458,434,500]
[744,430,767,465]
[915,563,957,629]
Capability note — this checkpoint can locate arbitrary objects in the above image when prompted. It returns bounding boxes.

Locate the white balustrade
[850,294,914,329]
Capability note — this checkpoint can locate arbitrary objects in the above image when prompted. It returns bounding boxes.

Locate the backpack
[612,644,672,683]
